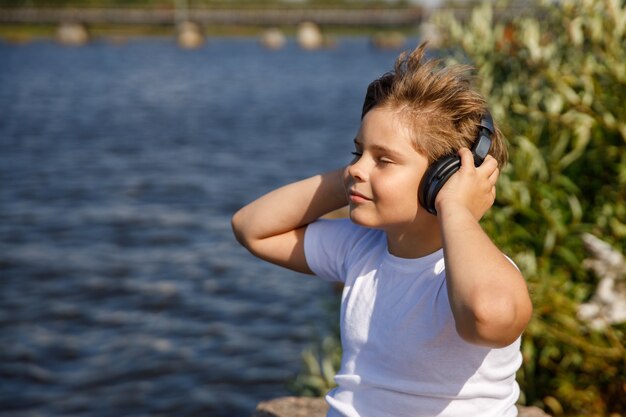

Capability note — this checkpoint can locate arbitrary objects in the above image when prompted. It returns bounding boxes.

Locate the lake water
[0,36,410,416]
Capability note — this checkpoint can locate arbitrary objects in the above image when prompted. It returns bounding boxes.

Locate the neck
[385,219,442,259]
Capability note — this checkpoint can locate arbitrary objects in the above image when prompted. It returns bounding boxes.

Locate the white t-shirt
[304,218,522,417]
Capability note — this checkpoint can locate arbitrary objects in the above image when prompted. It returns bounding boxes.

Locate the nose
[347,157,368,182]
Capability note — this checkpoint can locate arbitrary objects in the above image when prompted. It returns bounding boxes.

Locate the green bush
[288,335,342,398]
[435,0,626,415]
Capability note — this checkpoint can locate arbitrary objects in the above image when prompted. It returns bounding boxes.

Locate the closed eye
[377,157,394,165]
[352,138,363,159]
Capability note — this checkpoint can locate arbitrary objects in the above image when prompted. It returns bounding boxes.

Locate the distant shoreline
[0,4,426,43]
[0,22,420,44]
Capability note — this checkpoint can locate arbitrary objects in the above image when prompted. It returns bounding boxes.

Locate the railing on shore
[0,7,423,27]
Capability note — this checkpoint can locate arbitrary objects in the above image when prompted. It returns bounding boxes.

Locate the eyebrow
[353,138,404,158]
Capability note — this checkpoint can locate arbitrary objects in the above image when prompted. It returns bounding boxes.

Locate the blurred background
[0,1,624,417]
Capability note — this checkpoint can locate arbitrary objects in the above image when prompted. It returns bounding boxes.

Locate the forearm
[232,168,347,246]
[438,205,532,348]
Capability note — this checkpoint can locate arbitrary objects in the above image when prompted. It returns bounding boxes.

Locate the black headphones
[418,112,494,215]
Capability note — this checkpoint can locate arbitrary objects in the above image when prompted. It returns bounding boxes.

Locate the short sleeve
[304,218,368,283]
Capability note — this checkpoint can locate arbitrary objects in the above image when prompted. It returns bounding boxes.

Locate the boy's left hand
[434,148,499,221]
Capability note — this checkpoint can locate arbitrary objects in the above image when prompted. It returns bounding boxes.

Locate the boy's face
[344,106,432,231]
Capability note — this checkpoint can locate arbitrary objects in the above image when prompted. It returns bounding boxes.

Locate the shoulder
[306,218,382,250]
[304,218,385,281]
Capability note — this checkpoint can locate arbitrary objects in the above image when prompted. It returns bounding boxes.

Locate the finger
[488,167,500,185]
[457,148,474,170]
[479,155,498,175]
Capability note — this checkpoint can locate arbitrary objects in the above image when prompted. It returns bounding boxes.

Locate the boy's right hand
[434,148,499,221]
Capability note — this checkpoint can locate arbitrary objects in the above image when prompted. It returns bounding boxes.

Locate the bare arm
[231,168,347,274]
[436,149,533,348]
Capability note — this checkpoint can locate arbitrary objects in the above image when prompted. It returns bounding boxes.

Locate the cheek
[376,174,420,208]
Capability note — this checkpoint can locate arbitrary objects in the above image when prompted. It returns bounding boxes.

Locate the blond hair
[362,43,508,166]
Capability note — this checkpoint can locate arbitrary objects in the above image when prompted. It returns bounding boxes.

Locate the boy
[232,44,532,417]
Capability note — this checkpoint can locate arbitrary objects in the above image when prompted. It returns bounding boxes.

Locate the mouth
[349,189,371,203]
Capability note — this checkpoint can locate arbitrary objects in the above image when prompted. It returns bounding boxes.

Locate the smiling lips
[349,189,371,203]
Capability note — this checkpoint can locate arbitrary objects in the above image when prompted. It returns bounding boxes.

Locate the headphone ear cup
[418,164,439,214]
[418,111,494,216]
[418,156,462,215]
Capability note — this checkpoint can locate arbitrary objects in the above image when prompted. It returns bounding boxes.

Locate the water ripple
[0,37,406,416]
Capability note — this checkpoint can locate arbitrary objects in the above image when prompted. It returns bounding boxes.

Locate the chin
[348,208,380,229]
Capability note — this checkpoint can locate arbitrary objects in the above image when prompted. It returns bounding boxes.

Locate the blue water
[0,36,408,416]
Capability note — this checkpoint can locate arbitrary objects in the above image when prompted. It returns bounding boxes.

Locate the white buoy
[297,21,323,50]
[177,21,204,49]
[260,28,286,50]
[56,22,89,46]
